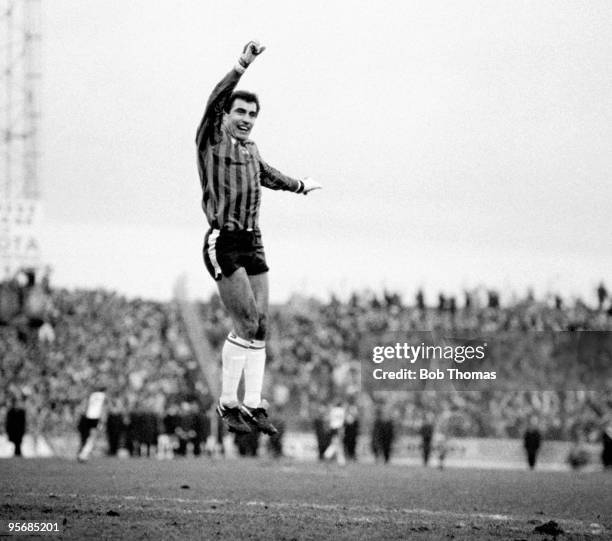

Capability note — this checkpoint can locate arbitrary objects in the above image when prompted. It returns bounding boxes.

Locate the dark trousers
[343,423,359,460]
[422,439,432,465]
[107,433,121,456]
[527,449,538,469]
[10,436,23,456]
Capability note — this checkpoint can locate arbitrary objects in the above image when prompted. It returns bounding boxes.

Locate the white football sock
[78,431,96,460]
[243,339,266,408]
[219,333,249,406]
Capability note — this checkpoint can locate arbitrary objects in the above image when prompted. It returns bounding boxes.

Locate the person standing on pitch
[523,415,542,470]
[5,396,27,457]
[324,401,347,465]
[77,386,106,462]
[195,41,322,435]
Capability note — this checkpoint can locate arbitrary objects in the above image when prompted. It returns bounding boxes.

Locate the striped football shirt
[196,67,303,231]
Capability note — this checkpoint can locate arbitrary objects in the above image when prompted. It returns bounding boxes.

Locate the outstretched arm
[259,159,303,193]
[259,159,323,195]
[195,41,266,148]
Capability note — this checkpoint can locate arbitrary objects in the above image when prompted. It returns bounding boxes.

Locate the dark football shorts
[203,228,269,281]
[78,416,99,434]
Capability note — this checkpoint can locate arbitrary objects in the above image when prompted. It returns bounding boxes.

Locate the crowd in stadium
[267,285,611,442]
[1,270,611,461]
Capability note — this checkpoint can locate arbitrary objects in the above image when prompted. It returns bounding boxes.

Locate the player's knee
[238,311,260,340]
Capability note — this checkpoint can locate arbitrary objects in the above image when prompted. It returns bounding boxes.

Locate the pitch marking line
[18,492,607,535]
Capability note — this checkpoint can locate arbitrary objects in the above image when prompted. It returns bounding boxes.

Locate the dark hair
[224,90,260,115]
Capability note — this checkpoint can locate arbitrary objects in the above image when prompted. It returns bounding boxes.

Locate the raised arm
[195,41,266,149]
[195,69,243,149]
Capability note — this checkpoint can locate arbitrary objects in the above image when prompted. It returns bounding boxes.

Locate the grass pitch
[1,457,610,540]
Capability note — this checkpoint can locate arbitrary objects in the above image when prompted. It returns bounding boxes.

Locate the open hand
[302,177,323,194]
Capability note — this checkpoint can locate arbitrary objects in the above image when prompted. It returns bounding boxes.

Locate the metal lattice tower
[1,0,41,201]
[1,0,42,278]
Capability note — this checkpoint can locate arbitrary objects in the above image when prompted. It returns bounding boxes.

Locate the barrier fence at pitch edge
[0,433,604,470]
[282,433,603,470]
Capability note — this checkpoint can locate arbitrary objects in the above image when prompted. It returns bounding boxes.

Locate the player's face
[224,99,258,141]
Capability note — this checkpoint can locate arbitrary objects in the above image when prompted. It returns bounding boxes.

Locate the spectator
[343,396,360,461]
[371,405,394,464]
[192,403,210,457]
[5,396,26,457]
[419,413,435,466]
[416,289,425,311]
[434,425,449,470]
[175,401,196,457]
[597,282,608,311]
[127,407,145,457]
[312,402,332,461]
[173,401,209,457]
[142,407,160,458]
[267,407,286,458]
[106,399,126,456]
[437,293,446,314]
[0,279,21,325]
[235,430,260,457]
[464,290,472,311]
[159,404,180,459]
[523,416,542,470]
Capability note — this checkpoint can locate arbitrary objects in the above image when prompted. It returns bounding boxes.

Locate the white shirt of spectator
[86,391,106,420]
[329,406,345,430]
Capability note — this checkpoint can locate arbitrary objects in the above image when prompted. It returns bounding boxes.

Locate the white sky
[38,0,611,303]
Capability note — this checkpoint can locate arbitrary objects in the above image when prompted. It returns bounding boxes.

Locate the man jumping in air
[196,41,321,435]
